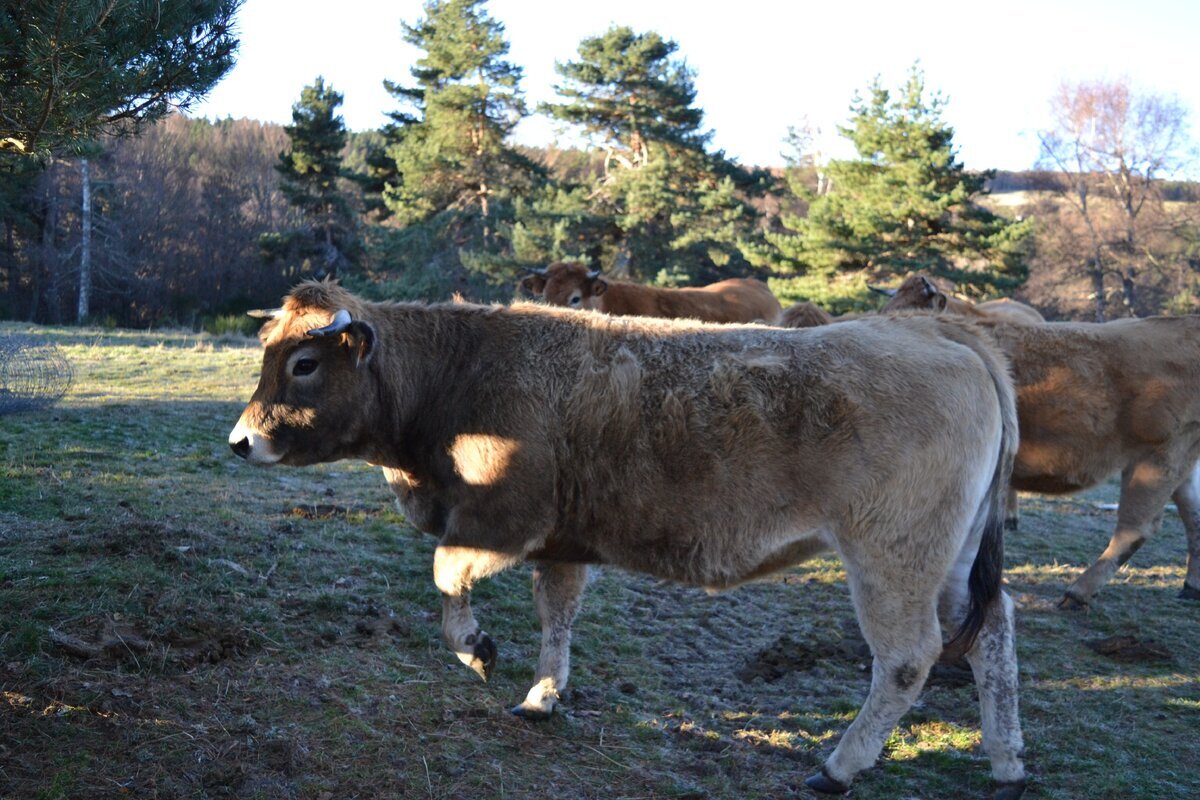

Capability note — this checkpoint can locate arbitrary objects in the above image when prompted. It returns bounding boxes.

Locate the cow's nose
[230,437,251,459]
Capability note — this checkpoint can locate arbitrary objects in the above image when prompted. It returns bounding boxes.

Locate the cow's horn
[586,269,602,280]
[868,285,896,297]
[307,309,353,337]
[526,266,549,277]
[247,308,282,319]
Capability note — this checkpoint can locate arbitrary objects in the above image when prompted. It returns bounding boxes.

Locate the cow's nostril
[230,437,251,459]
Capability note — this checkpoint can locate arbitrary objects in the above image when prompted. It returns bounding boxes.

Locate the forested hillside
[2,1,1197,326]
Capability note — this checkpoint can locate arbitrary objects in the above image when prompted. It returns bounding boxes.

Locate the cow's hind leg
[1062,459,1174,608]
[963,590,1026,797]
[434,544,522,680]
[806,571,944,794]
[512,562,588,720]
[938,539,1026,797]
[1172,463,1200,600]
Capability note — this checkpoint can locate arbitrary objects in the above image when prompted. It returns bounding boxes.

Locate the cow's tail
[937,319,1019,662]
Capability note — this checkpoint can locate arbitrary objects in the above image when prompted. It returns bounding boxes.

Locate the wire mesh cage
[0,336,73,414]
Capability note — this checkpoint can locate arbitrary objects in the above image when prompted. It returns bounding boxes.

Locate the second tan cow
[873,275,1045,325]
[883,275,1200,607]
[521,261,782,324]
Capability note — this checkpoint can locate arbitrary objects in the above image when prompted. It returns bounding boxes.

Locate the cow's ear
[933,293,948,312]
[341,321,376,367]
[591,278,608,296]
[520,274,547,296]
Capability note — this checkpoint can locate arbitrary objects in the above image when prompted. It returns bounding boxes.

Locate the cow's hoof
[992,779,1026,800]
[1057,592,1089,611]
[804,769,850,795]
[510,703,554,721]
[468,634,497,681]
[1179,584,1200,601]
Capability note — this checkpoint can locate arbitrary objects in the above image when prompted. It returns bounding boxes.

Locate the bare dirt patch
[1085,635,1173,663]
[49,616,250,668]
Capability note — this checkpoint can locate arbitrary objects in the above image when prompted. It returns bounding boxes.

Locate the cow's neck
[368,302,493,473]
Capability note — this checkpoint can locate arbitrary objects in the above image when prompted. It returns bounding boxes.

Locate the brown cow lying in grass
[883,274,1200,607]
[521,261,782,324]
[230,280,1026,798]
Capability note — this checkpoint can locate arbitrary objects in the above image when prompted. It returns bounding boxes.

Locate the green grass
[1,321,1198,798]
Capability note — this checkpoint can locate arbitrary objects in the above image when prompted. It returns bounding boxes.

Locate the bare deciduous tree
[1037,78,1195,320]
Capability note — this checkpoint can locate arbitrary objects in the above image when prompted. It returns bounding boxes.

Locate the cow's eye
[569,295,582,307]
[293,358,318,377]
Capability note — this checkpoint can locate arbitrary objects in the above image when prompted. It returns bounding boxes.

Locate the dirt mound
[1085,635,1173,663]
[49,616,250,667]
[737,630,870,683]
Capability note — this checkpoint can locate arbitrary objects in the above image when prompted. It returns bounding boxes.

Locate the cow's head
[871,275,949,313]
[229,281,378,467]
[520,261,606,309]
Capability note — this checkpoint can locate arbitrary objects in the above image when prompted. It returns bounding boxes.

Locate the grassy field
[1,322,1198,800]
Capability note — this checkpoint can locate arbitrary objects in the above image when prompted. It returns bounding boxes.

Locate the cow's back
[977,298,1044,325]
[593,278,779,323]
[658,278,782,323]
[532,313,1006,586]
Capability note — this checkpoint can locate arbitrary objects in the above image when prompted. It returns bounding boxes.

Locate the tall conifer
[540,26,760,282]
[749,66,1030,305]
[381,0,540,242]
[263,77,359,277]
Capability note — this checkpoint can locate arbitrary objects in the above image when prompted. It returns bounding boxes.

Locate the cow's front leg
[512,562,588,720]
[434,544,521,681]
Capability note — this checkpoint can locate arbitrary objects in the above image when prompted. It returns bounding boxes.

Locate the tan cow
[230,280,1026,797]
[521,261,782,324]
[872,275,1045,325]
[883,275,1200,606]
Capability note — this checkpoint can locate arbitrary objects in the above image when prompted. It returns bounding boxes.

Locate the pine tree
[540,26,761,283]
[381,0,541,243]
[750,66,1031,306]
[262,77,359,278]
[0,0,240,158]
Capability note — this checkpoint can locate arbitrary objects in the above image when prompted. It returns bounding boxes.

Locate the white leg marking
[965,591,1026,784]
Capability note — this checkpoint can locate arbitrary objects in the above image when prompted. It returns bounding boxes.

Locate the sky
[190,0,1200,173]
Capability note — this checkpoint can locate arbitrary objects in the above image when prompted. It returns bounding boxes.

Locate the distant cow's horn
[307,309,353,337]
[526,266,549,277]
[868,285,896,297]
[247,308,282,319]
[586,269,602,281]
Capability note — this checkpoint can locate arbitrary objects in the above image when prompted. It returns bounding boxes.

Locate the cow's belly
[592,521,834,589]
[1011,438,1119,496]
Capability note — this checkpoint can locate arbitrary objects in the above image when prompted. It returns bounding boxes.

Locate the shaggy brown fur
[229,281,1026,794]
[521,261,782,324]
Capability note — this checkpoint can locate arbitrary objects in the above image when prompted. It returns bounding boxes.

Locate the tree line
[1,0,1197,327]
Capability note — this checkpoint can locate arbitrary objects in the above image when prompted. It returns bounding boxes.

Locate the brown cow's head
[520,261,606,309]
[229,281,378,467]
[872,275,949,313]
